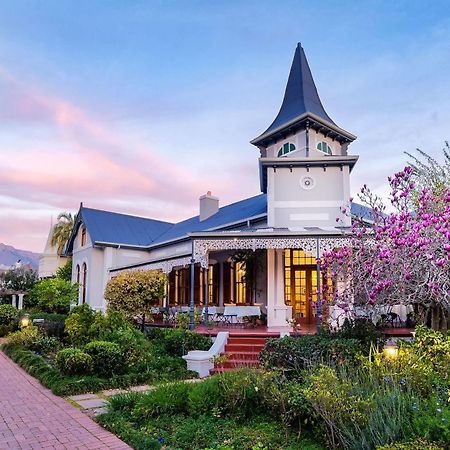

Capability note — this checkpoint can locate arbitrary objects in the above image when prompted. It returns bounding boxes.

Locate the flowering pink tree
[321,166,450,330]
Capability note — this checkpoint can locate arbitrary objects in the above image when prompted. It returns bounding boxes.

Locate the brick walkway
[0,351,131,450]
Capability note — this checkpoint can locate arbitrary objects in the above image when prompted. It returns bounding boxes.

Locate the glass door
[291,266,317,324]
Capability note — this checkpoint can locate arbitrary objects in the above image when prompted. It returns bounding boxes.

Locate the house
[65,43,369,331]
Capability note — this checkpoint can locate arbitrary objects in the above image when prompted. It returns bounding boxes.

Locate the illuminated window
[207,265,218,305]
[317,141,332,155]
[234,262,247,304]
[81,227,87,246]
[277,142,296,157]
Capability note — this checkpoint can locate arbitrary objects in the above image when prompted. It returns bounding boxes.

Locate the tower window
[277,142,296,157]
[317,141,332,155]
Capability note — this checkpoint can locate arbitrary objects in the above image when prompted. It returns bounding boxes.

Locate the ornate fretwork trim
[193,236,352,268]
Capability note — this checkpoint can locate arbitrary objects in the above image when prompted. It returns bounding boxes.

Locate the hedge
[1,343,154,396]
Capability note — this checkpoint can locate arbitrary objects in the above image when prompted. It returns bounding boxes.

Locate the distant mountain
[0,243,40,271]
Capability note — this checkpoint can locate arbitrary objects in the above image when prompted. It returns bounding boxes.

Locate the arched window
[81,263,87,304]
[81,226,87,246]
[76,265,80,302]
[317,141,332,155]
[277,142,296,157]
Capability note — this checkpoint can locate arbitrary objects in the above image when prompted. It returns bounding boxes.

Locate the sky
[0,0,449,252]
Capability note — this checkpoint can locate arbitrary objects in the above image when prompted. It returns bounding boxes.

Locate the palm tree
[50,212,75,255]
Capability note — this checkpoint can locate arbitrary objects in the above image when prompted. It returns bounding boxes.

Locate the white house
[39,226,68,278]
[65,43,371,331]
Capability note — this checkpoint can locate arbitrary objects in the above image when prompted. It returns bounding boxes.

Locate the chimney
[199,191,219,221]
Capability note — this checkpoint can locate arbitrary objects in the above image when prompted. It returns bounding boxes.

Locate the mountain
[0,243,40,271]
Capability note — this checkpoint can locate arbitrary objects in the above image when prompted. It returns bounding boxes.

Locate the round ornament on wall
[300,175,315,190]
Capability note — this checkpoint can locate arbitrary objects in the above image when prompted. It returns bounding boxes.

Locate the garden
[95,322,450,450]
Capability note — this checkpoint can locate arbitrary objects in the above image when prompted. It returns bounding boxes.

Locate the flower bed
[0,305,209,396]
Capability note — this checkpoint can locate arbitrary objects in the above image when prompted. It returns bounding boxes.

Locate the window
[81,226,87,246]
[207,264,218,305]
[277,142,296,157]
[76,265,80,302]
[81,263,87,304]
[317,141,332,155]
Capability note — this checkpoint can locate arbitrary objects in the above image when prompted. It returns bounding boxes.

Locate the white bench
[182,331,229,378]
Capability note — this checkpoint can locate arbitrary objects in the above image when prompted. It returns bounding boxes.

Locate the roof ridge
[81,206,174,225]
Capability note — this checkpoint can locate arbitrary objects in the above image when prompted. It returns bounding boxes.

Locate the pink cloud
[0,66,260,252]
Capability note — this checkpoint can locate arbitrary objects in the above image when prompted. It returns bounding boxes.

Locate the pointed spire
[251,44,354,147]
[268,43,334,131]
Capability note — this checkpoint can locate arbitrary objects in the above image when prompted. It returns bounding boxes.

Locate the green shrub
[29,336,61,355]
[100,326,151,365]
[188,376,225,417]
[65,304,96,345]
[259,335,362,373]
[334,318,385,352]
[55,348,93,375]
[376,438,445,449]
[84,340,125,376]
[408,396,450,447]
[303,365,373,448]
[133,382,190,421]
[7,326,40,348]
[0,304,20,325]
[147,328,212,356]
[0,324,16,337]
[28,278,77,313]
[55,260,72,281]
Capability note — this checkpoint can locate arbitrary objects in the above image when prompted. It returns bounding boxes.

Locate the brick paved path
[0,351,131,450]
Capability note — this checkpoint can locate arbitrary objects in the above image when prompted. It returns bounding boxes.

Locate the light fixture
[383,339,399,359]
[20,314,31,329]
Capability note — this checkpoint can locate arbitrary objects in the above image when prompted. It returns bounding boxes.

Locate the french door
[291,266,318,324]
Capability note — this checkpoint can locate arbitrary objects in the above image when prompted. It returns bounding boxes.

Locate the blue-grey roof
[67,195,372,252]
[350,202,377,223]
[76,207,173,247]
[152,194,267,244]
[263,43,335,134]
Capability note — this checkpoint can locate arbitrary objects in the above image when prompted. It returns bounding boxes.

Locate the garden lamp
[20,314,31,329]
[383,339,399,359]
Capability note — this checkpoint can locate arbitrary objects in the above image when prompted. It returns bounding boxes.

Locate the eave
[251,112,356,148]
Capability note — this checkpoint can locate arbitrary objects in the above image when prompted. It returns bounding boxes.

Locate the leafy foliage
[84,340,126,377]
[0,266,37,292]
[0,304,20,325]
[56,259,73,281]
[147,328,211,356]
[28,278,77,313]
[259,334,363,373]
[55,348,93,375]
[64,304,96,345]
[104,270,167,320]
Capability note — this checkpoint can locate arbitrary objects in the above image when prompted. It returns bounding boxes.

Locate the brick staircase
[210,336,268,374]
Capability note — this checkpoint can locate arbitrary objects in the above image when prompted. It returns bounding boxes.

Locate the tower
[251,43,358,229]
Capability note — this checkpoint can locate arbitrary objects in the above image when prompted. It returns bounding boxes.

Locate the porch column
[11,294,17,308]
[189,258,195,330]
[18,294,24,310]
[203,266,209,323]
[218,261,224,307]
[266,249,292,331]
